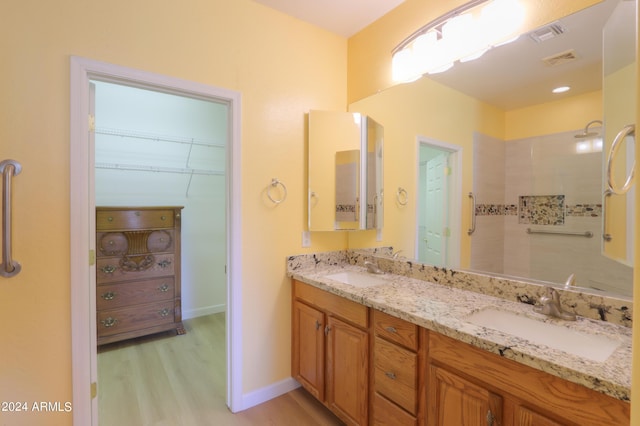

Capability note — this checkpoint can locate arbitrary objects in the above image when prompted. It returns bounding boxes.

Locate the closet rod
[95,127,225,149]
[95,162,224,176]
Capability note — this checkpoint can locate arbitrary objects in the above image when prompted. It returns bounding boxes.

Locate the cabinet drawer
[96,277,175,310]
[96,254,175,283]
[97,208,176,230]
[97,301,175,337]
[372,393,417,426]
[373,309,418,350]
[374,337,417,415]
[293,280,367,328]
[97,230,175,257]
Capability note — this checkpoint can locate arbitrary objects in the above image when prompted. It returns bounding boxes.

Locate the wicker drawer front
[97,230,175,257]
[97,278,175,310]
[97,209,175,230]
[97,301,175,337]
[374,337,418,415]
[374,310,418,351]
[96,254,174,283]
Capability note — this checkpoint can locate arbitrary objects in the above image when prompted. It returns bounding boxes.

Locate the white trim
[240,378,301,411]
[182,304,226,320]
[69,56,243,424]
[415,136,462,268]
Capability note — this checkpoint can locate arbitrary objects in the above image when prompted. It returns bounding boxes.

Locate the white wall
[93,80,227,318]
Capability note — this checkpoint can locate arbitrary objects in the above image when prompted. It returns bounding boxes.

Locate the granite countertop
[288,259,632,402]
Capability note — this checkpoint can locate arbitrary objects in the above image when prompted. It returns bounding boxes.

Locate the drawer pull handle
[101,291,116,300]
[100,265,116,274]
[157,260,171,268]
[384,371,396,380]
[315,320,321,330]
[158,284,170,292]
[159,308,171,317]
[161,215,166,220]
[385,326,398,334]
[101,317,118,328]
[107,216,113,222]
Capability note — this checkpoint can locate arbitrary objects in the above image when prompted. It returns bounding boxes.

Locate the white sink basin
[324,271,390,288]
[466,308,620,362]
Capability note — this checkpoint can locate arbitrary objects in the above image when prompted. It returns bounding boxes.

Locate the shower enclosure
[470,127,632,296]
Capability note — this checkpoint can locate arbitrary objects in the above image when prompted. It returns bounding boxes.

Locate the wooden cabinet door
[514,406,565,426]
[326,316,369,426]
[428,364,502,426]
[292,301,325,401]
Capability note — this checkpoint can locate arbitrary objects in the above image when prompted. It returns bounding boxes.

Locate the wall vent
[528,21,567,43]
[541,49,579,67]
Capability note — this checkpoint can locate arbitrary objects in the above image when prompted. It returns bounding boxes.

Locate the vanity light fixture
[391,0,526,82]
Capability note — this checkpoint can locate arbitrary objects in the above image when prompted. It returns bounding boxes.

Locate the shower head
[574,120,603,138]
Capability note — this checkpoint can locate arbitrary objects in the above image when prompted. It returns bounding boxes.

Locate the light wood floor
[98,313,343,425]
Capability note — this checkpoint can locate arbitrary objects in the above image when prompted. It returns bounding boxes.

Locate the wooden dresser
[96,206,185,345]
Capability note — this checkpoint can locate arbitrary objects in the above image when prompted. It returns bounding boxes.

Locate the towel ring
[396,187,408,206]
[606,124,635,195]
[267,178,287,204]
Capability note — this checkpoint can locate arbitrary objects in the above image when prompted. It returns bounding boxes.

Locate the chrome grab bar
[467,192,476,235]
[602,189,613,242]
[0,160,21,277]
[526,228,593,238]
[606,124,635,195]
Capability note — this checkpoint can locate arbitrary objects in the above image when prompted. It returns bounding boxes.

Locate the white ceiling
[252,0,405,37]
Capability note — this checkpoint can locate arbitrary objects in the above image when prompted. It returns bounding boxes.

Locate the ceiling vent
[542,49,579,67]
[528,21,567,43]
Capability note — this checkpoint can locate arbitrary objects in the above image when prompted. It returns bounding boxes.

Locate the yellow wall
[506,91,602,140]
[349,78,505,265]
[1,0,347,424]
[631,2,640,423]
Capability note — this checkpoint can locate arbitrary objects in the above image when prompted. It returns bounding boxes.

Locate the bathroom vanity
[288,251,631,425]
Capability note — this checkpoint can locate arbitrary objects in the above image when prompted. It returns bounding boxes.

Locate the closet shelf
[95,126,225,149]
[95,162,224,176]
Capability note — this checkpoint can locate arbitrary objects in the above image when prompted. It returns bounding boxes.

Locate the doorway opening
[92,80,228,422]
[70,57,242,425]
[416,138,462,268]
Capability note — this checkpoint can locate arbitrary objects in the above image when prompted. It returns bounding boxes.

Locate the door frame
[70,56,243,425]
[415,136,462,268]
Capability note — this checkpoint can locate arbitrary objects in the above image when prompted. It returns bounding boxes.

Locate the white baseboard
[182,304,226,320]
[240,378,301,411]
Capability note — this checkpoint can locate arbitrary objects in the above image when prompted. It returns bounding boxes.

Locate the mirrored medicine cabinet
[308,110,384,231]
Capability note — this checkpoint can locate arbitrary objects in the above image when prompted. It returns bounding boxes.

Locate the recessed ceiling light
[552,86,571,94]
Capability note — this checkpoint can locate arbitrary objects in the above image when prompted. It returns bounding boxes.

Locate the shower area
[470,125,632,296]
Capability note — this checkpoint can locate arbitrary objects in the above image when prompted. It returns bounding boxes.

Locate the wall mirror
[308,110,383,231]
[350,0,635,299]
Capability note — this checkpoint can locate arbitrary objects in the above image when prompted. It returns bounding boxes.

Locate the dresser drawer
[97,253,175,284]
[97,230,175,257]
[96,277,175,310]
[97,301,175,337]
[97,208,176,230]
[374,337,417,415]
[374,309,418,351]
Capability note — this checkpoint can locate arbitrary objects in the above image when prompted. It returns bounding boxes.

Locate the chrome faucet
[364,261,384,274]
[564,273,576,289]
[534,286,576,321]
[392,250,403,259]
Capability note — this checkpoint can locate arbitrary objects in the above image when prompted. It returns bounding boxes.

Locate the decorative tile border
[475,202,602,218]
[566,203,602,217]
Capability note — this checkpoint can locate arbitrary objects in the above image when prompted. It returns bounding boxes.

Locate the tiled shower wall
[472,130,632,296]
